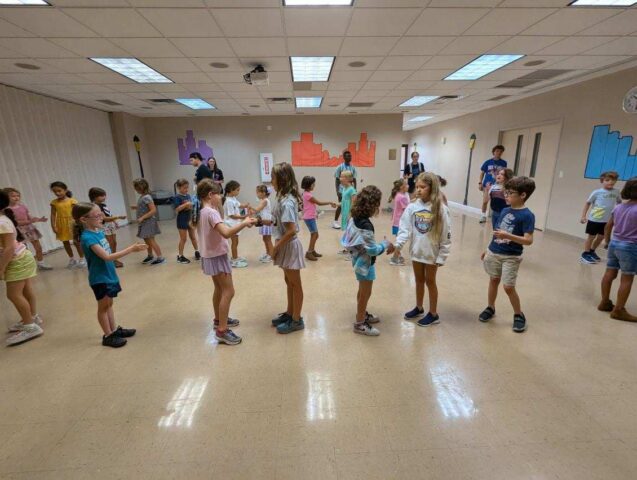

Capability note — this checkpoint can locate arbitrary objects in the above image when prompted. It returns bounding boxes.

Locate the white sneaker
[365,312,381,324]
[479,215,487,224]
[37,262,53,271]
[75,259,87,268]
[6,324,43,346]
[8,314,42,333]
[332,221,341,230]
[231,259,248,268]
[259,254,272,263]
[389,257,404,266]
[353,322,380,336]
[66,258,77,269]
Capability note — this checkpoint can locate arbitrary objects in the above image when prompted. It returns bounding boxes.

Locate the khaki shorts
[483,250,522,287]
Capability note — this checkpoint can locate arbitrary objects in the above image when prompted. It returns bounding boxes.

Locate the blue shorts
[392,226,399,236]
[90,282,122,301]
[176,215,191,230]
[304,219,318,234]
[607,240,637,275]
[356,264,376,282]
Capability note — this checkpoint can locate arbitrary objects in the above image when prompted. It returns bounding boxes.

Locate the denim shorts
[607,240,637,275]
[304,218,318,234]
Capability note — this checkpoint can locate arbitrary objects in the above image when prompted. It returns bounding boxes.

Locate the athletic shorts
[607,240,637,276]
[585,221,606,236]
[483,250,522,287]
[90,282,122,301]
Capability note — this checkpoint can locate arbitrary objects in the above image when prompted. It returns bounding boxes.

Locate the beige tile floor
[1,209,636,479]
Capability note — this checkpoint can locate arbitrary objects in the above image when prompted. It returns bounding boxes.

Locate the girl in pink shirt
[301,176,337,261]
[389,179,410,266]
[195,179,256,346]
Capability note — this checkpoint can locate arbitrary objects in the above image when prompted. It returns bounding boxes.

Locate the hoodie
[395,199,451,265]
[341,217,388,278]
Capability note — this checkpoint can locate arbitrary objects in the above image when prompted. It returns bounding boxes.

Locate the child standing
[341,186,394,336]
[73,203,146,348]
[88,187,127,269]
[301,176,337,261]
[1,190,43,346]
[270,162,306,334]
[599,178,637,322]
[489,168,514,230]
[388,178,409,266]
[50,181,85,268]
[172,179,200,265]
[4,187,52,271]
[395,173,451,327]
[580,171,620,264]
[195,179,256,345]
[131,178,165,266]
[339,171,357,231]
[252,185,274,263]
[479,176,536,333]
[223,181,250,268]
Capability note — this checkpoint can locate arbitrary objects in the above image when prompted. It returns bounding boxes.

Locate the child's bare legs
[262,235,273,257]
[212,273,235,331]
[143,238,152,257]
[284,273,292,316]
[503,284,522,315]
[600,268,617,305]
[188,226,199,252]
[106,234,117,254]
[592,234,604,251]
[97,297,114,335]
[22,279,37,317]
[488,277,500,308]
[230,236,239,260]
[178,229,187,256]
[308,232,319,253]
[615,274,634,311]
[284,269,303,321]
[31,239,44,262]
[424,264,439,315]
[356,280,373,323]
[74,241,84,259]
[6,280,34,325]
[412,262,425,309]
[212,276,221,321]
[146,237,162,257]
[62,240,74,258]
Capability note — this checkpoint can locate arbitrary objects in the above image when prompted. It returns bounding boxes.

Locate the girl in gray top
[131,178,165,266]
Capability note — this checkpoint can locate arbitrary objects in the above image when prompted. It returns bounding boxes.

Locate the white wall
[408,66,637,238]
[0,84,126,252]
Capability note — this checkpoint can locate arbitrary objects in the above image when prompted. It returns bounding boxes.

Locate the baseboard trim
[448,201,482,217]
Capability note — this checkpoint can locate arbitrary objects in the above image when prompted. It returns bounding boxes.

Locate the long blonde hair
[416,172,444,242]
[272,162,302,205]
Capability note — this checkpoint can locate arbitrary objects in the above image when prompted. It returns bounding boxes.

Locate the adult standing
[478,145,507,224]
[332,150,357,229]
[207,157,224,192]
[190,152,212,184]
[403,152,425,196]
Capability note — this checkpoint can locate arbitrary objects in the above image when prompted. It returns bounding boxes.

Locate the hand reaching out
[131,243,148,252]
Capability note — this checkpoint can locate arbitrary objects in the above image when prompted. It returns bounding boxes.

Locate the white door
[500,122,561,230]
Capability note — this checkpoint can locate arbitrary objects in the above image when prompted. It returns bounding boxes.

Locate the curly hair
[351,185,382,219]
[621,177,637,200]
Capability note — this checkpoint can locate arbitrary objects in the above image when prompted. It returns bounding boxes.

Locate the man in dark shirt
[190,152,213,184]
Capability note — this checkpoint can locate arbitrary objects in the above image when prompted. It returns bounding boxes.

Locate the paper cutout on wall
[177,130,213,165]
[291,132,376,167]
[585,124,637,180]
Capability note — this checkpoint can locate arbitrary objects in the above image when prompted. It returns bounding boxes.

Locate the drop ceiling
[0,0,635,126]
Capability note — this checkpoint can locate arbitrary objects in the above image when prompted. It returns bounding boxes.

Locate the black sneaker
[177,255,191,264]
[417,312,440,327]
[513,314,527,333]
[479,306,495,323]
[102,334,127,348]
[194,251,201,261]
[404,306,425,321]
[141,255,154,265]
[150,257,166,266]
[271,312,292,327]
[112,326,136,338]
[589,250,601,262]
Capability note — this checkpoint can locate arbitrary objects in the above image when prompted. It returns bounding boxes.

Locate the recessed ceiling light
[90,58,172,84]
[296,97,322,108]
[445,54,524,81]
[399,96,439,107]
[283,0,353,5]
[348,61,366,68]
[175,98,215,110]
[524,60,546,67]
[291,56,334,82]
[407,116,433,123]
[210,62,229,69]
[0,1,50,5]
[569,1,637,6]
[14,63,40,70]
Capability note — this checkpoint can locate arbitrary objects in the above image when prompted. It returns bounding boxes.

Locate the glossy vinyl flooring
[1,208,637,480]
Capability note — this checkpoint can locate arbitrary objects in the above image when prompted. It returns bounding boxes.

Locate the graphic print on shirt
[414,209,433,234]
[590,190,619,221]
[494,211,515,245]
[99,236,112,253]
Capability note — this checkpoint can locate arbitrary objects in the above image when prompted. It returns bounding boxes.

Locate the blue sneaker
[417,312,440,327]
[215,329,242,345]
[404,307,425,321]
[579,252,595,264]
[272,312,292,327]
[277,317,305,334]
[589,250,601,262]
[512,314,527,333]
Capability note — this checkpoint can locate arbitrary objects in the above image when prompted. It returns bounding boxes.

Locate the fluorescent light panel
[399,96,439,107]
[296,97,322,108]
[291,56,334,82]
[0,0,49,4]
[283,0,353,5]
[90,58,172,84]
[408,116,433,123]
[176,98,215,110]
[445,54,524,81]
[569,0,637,5]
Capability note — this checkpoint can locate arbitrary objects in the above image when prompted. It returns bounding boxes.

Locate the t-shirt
[335,163,357,193]
[80,229,119,286]
[392,192,409,227]
[136,194,155,222]
[488,207,535,256]
[197,206,228,258]
[224,196,241,227]
[611,202,637,243]
[481,158,507,187]
[587,188,621,223]
[273,194,300,240]
[302,191,317,220]
[195,164,213,184]
[8,204,29,225]
[258,197,272,221]
[0,215,26,258]
[172,194,192,224]
[489,184,507,212]
[404,162,425,192]
[340,185,357,230]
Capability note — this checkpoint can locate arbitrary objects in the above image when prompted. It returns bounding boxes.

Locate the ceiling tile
[228,37,287,57]
[105,83,155,93]
[390,36,454,55]
[138,8,222,37]
[368,70,413,82]
[0,38,76,58]
[130,0,206,5]
[220,83,260,92]
[165,72,211,83]
[240,57,289,72]
[331,70,373,82]
[287,37,342,56]
[378,55,429,70]
[52,1,130,5]
[348,8,421,36]
[191,57,244,71]
[424,54,474,69]
[584,37,637,56]
[427,0,499,5]
[140,57,200,73]
[110,38,184,57]
[499,0,592,6]
[37,58,105,73]
[79,72,135,84]
[465,8,557,36]
[283,8,351,37]
[171,37,235,57]
[578,10,637,36]
[0,18,38,38]
[551,55,630,70]
[535,36,616,56]
[406,8,489,36]
[521,9,619,36]
[64,8,161,37]
[0,9,97,38]
[356,0,428,6]
[439,36,508,55]
[207,71,244,83]
[488,35,563,55]
[185,83,224,92]
[50,38,129,57]
[0,59,60,74]
[212,9,283,37]
[328,81,365,91]
[408,69,450,81]
[334,56,384,71]
[340,37,400,56]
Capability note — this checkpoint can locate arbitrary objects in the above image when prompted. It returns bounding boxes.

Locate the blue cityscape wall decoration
[585,125,637,180]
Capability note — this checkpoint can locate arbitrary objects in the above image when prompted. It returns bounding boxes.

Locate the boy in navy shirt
[479,176,536,332]
[478,145,507,224]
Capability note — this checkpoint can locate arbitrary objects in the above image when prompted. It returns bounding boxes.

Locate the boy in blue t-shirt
[478,145,507,224]
[172,179,200,264]
[579,171,620,265]
[479,176,536,333]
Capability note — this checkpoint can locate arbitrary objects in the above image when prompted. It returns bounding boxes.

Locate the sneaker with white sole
[389,257,404,266]
[66,258,77,269]
[215,329,242,345]
[259,254,272,263]
[8,314,43,333]
[76,259,87,268]
[365,312,380,324]
[141,255,154,265]
[231,259,248,268]
[332,221,341,230]
[353,321,380,336]
[150,257,166,266]
[6,324,43,346]
[37,262,53,271]
[479,215,487,224]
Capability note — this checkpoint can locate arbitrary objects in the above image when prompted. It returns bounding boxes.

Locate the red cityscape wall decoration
[291,132,376,167]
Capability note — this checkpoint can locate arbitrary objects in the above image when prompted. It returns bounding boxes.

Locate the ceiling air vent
[293,82,313,91]
[97,99,122,106]
[266,97,294,104]
[148,98,177,104]
[347,102,374,108]
[489,95,511,101]
[496,69,573,89]
[431,95,461,105]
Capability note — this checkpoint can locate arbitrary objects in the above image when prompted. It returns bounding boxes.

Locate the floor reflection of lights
[305,313,328,341]
[158,377,209,428]
[431,374,476,419]
[305,371,336,421]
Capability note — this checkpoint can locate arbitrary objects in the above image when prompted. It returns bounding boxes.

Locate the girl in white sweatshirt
[395,172,451,327]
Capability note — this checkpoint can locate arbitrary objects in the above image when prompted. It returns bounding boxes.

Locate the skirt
[4,250,37,283]
[18,224,42,242]
[55,216,74,242]
[201,254,232,276]
[137,218,161,239]
[259,225,273,236]
[274,236,305,270]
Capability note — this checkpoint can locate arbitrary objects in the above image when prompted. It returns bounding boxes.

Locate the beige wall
[408,67,637,238]
[142,114,406,203]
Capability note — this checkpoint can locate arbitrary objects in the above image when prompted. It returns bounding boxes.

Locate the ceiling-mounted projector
[243,65,269,86]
